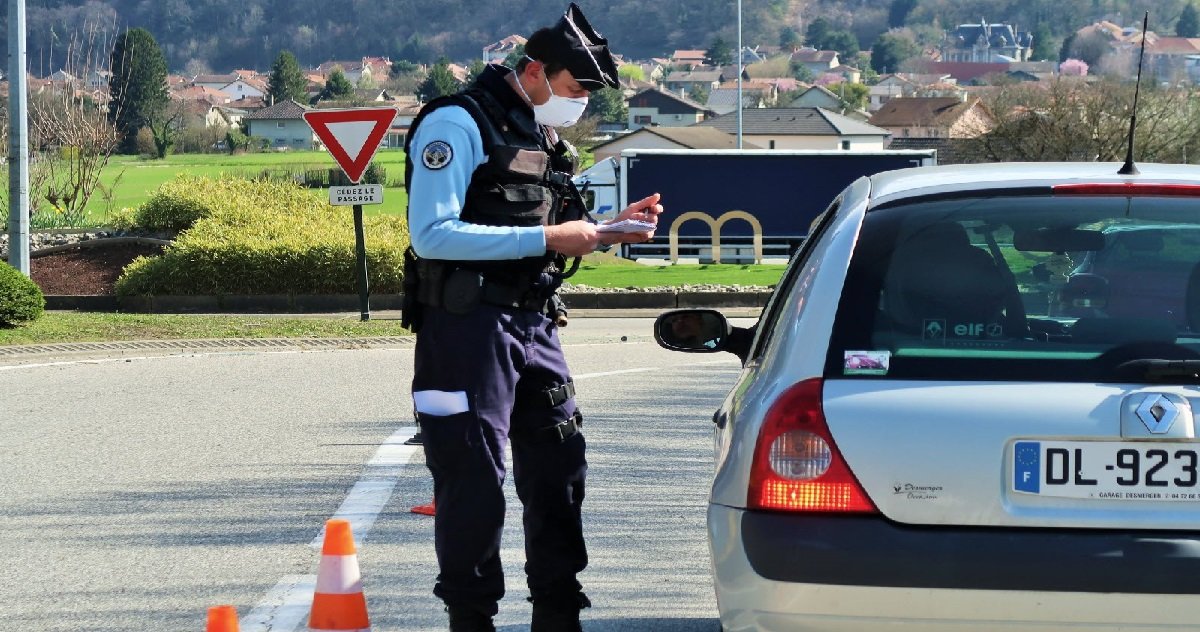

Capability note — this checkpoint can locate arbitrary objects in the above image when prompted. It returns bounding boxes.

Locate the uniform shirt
[407,103,549,262]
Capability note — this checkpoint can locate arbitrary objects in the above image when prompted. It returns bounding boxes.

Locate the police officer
[402,4,663,631]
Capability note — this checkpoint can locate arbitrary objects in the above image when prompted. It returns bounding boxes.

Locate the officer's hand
[600,193,662,245]
[545,220,600,257]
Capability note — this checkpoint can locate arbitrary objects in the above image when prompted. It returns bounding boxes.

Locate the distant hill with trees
[3,0,1193,74]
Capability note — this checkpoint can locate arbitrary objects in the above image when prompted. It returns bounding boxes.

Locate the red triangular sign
[304,107,397,184]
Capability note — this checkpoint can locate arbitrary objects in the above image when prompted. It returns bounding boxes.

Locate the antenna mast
[1119,11,1150,176]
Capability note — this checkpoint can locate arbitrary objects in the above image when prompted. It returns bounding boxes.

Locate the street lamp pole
[7,0,31,274]
[736,0,742,149]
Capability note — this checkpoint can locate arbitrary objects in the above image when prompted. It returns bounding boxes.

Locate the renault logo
[1136,395,1180,434]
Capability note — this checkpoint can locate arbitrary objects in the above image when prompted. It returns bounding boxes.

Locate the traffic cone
[206,605,239,632]
[309,519,371,631]
[410,496,435,516]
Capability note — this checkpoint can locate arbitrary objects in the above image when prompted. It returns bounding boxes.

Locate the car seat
[883,222,1017,338]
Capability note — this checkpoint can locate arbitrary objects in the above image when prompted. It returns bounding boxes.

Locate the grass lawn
[79,149,410,225]
[0,312,412,346]
[568,261,785,288]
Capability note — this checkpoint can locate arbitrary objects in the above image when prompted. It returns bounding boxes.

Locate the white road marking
[240,575,316,632]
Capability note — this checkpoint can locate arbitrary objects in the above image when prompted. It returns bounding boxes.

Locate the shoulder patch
[422,141,453,170]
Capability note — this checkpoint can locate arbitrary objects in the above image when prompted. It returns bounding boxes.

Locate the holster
[400,247,425,332]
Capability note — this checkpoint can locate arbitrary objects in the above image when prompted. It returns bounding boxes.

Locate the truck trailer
[574,149,937,261]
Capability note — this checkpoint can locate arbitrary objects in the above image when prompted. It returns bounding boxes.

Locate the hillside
[4,0,1188,75]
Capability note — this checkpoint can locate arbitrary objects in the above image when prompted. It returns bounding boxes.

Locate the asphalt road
[0,317,749,631]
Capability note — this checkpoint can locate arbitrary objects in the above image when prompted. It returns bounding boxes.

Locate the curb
[44,292,772,313]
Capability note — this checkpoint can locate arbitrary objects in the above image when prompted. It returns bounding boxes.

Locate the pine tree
[417,60,461,102]
[268,50,308,105]
[1178,4,1200,38]
[108,28,169,155]
[317,69,355,102]
[706,36,733,67]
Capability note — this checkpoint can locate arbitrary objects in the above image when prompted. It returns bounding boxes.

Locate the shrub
[0,263,45,326]
[116,175,410,295]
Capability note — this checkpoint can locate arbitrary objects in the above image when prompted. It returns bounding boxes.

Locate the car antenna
[1118,11,1150,176]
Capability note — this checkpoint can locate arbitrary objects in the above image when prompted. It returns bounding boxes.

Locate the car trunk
[823,380,1200,530]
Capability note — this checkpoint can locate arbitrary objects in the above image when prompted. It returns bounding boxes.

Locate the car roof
[868,162,1200,206]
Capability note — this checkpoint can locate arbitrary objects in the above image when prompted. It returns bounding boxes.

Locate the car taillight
[747,378,877,513]
[1053,183,1200,196]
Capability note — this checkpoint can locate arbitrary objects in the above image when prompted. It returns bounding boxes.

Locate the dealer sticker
[844,350,890,376]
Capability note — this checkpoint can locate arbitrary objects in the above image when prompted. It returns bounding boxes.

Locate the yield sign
[304,107,397,184]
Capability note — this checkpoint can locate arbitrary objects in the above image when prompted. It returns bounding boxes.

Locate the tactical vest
[404,81,582,286]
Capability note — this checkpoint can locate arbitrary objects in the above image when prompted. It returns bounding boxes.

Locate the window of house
[769,140,776,149]
[634,115,652,125]
[277,122,285,128]
[842,140,852,150]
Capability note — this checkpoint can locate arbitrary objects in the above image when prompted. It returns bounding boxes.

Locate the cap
[540,3,619,90]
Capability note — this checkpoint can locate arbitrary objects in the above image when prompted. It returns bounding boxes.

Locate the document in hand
[596,219,656,233]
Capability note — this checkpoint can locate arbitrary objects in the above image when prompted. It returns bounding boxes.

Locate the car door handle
[712,410,727,429]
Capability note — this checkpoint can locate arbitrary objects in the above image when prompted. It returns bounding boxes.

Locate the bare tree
[965,78,1200,164]
[12,21,126,228]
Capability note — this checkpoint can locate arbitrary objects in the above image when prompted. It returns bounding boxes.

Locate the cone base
[410,502,435,516]
[309,591,370,630]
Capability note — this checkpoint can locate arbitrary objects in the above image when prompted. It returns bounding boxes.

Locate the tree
[1030,23,1056,62]
[871,32,920,74]
[584,87,627,124]
[268,50,308,105]
[146,100,187,159]
[706,36,733,66]
[618,64,645,82]
[828,82,870,112]
[465,59,487,85]
[317,69,355,102]
[417,59,461,102]
[108,28,169,155]
[805,17,861,61]
[888,0,918,28]
[779,27,802,51]
[1179,3,1200,38]
[966,79,1200,163]
[503,45,527,69]
[806,17,833,48]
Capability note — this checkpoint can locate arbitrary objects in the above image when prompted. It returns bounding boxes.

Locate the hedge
[115,175,409,296]
[0,262,45,326]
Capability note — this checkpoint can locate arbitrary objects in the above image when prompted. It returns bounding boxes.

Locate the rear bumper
[709,504,1200,632]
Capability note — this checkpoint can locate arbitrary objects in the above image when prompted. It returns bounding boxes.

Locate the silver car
[656,163,1200,631]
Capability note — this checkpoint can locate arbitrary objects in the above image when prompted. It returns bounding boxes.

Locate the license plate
[1013,440,1200,501]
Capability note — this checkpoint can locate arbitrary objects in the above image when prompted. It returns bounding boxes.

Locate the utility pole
[7,0,31,274]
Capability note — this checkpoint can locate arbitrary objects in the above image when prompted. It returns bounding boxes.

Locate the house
[86,70,112,90]
[670,49,708,68]
[591,126,760,163]
[941,20,1033,63]
[716,81,778,105]
[791,48,840,76]
[180,101,235,129]
[661,70,722,98]
[483,35,527,63]
[868,96,994,141]
[315,58,390,85]
[694,107,890,150]
[918,61,1011,85]
[705,88,768,116]
[244,99,315,150]
[221,76,268,100]
[827,65,861,84]
[868,73,961,111]
[628,87,713,129]
[228,96,267,113]
[739,46,765,65]
[172,85,232,105]
[1146,37,1200,83]
[788,85,842,110]
[193,74,239,90]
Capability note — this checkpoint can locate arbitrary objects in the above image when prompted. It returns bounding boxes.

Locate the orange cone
[410,497,435,516]
[206,605,239,632]
[309,519,371,631]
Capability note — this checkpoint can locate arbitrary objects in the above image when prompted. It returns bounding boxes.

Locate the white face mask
[518,63,589,128]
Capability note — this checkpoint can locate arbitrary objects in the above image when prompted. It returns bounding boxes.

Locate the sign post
[304,107,396,321]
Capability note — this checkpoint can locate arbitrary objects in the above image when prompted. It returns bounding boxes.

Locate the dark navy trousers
[413,304,587,617]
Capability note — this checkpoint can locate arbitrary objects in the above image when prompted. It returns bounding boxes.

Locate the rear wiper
[1116,359,1200,383]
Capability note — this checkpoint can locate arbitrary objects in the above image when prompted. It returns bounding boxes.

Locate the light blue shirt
[407,105,548,260]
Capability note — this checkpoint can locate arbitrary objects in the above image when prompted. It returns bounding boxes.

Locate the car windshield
[825,193,1200,382]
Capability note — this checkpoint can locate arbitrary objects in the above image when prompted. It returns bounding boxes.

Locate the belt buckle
[552,417,578,442]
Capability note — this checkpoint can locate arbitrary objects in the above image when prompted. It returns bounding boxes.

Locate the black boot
[447,605,495,632]
[530,593,590,632]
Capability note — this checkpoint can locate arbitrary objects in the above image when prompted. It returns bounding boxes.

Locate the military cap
[538,3,619,90]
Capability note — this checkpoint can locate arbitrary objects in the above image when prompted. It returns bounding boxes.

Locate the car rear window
[825,194,1200,382]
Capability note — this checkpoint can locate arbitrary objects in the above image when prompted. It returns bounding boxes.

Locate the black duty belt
[480,280,549,312]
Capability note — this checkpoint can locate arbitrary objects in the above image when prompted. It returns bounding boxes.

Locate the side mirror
[654,309,731,353]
